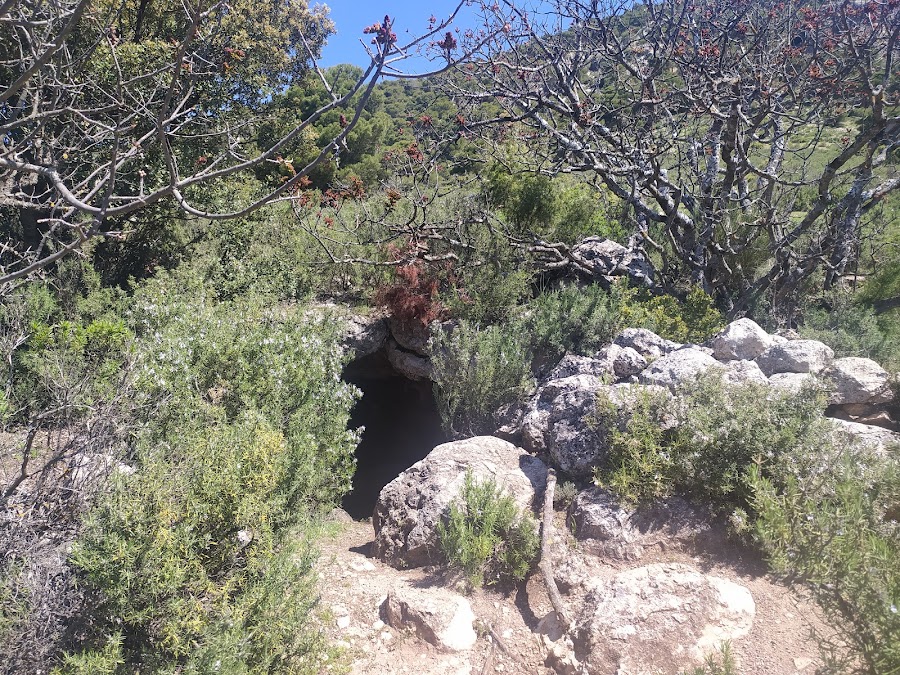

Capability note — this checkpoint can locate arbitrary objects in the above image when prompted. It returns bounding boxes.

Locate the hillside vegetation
[1,0,898,672]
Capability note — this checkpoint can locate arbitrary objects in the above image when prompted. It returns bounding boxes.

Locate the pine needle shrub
[682,642,738,675]
[748,452,900,674]
[429,320,533,437]
[56,280,360,673]
[437,471,540,588]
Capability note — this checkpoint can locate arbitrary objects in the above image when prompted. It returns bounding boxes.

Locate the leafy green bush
[522,283,621,361]
[800,291,899,371]
[56,276,361,672]
[595,374,833,515]
[749,452,900,674]
[520,283,723,368]
[618,285,725,344]
[437,471,540,588]
[594,373,900,673]
[430,320,534,437]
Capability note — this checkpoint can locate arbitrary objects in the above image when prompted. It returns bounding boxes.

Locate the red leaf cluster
[375,258,447,331]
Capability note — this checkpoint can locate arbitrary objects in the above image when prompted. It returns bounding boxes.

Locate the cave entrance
[341,351,448,520]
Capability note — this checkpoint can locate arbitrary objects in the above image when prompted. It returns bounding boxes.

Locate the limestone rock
[381,584,477,652]
[707,318,774,361]
[540,374,607,402]
[720,359,769,386]
[547,354,614,381]
[831,418,900,453]
[638,348,719,389]
[388,316,431,356]
[768,372,817,393]
[385,338,433,381]
[544,383,673,477]
[568,487,721,560]
[571,237,655,286]
[756,340,834,376]
[342,312,389,359]
[823,357,894,405]
[372,436,547,568]
[594,344,647,379]
[614,328,681,359]
[573,563,755,674]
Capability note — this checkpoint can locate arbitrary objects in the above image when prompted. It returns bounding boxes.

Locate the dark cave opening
[341,350,448,520]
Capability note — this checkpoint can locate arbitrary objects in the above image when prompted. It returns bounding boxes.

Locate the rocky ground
[315,508,825,675]
[322,315,900,675]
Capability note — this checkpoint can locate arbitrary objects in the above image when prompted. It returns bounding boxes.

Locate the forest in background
[1,0,899,672]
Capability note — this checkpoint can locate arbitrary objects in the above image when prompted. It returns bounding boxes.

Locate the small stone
[381,630,392,642]
[350,558,376,572]
[794,656,814,670]
[372,619,385,630]
[336,615,351,630]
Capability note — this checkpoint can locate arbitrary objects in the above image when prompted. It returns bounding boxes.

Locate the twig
[487,624,526,668]
[539,468,570,632]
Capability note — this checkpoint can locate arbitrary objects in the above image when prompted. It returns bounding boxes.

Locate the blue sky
[318,1,485,72]
[318,1,563,75]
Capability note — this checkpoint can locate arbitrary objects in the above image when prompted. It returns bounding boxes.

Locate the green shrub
[800,292,899,371]
[57,279,361,671]
[520,283,723,367]
[682,642,738,675]
[522,283,621,361]
[430,320,534,437]
[594,372,900,673]
[437,471,540,588]
[595,374,833,515]
[618,285,724,344]
[749,452,900,674]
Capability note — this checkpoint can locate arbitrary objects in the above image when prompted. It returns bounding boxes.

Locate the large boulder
[385,338,433,381]
[387,316,431,356]
[572,563,755,674]
[831,418,900,453]
[372,437,547,568]
[381,584,477,652]
[706,318,774,361]
[523,380,673,477]
[767,372,817,393]
[614,328,680,359]
[638,348,719,389]
[547,354,614,381]
[756,339,834,376]
[720,359,769,386]
[823,357,894,405]
[568,488,721,561]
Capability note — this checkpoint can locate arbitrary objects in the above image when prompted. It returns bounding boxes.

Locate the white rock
[595,343,647,379]
[768,372,817,393]
[372,437,547,567]
[614,328,681,358]
[720,359,769,386]
[573,563,755,674]
[381,584,477,652]
[831,418,900,454]
[706,318,774,361]
[756,340,834,376]
[568,488,721,561]
[638,348,720,389]
[823,357,894,405]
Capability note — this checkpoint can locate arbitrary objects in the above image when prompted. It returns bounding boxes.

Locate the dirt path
[315,512,824,675]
